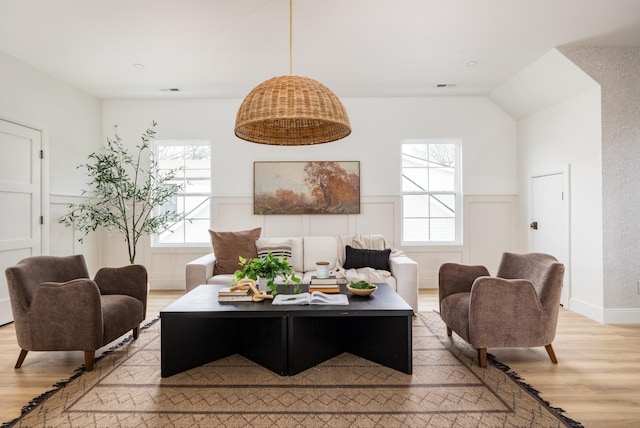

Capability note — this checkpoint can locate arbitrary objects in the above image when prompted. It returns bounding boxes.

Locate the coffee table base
[161,315,287,377]
[288,315,412,375]
[160,284,413,377]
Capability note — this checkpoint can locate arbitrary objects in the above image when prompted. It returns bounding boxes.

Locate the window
[402,140,461,244]
[152,140,211,246]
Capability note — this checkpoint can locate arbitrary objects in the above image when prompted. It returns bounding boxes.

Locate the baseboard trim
[568,297,603,323]
[569,297,640,324]
[602,308,640,324]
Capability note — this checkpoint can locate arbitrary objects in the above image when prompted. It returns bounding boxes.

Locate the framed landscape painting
[254,161,360,214]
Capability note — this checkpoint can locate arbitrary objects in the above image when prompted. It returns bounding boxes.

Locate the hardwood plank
[423,289,640,427]
[0,290,179,422]
[1,289,640,427]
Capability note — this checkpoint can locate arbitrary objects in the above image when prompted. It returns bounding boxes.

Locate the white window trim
[401,138,462,246]
[151,139,211,247]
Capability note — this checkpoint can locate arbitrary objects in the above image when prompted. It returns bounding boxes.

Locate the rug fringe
[428,311,584,428]
[487,353,585,428]
[3,315,585,428]
[1,317,160,428]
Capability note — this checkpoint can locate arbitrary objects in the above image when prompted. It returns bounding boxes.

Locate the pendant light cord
[289,0,293,76]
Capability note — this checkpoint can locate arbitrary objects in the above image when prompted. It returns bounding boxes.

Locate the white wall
[0,50,520,295]
[493,50,606,321]
[518,88,604,318]
[560,46,640,323]
[102,96,519,290]
[0,50,102,273]
[490,47,640,323]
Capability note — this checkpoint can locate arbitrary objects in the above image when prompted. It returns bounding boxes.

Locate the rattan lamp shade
[234,75,351,145]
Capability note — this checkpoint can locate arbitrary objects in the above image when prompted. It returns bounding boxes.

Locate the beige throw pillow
[209,227,262,275]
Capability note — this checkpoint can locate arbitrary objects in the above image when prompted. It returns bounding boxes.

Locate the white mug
[315,261,330,278]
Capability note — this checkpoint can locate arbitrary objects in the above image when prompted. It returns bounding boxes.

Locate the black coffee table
[160,283,413,377]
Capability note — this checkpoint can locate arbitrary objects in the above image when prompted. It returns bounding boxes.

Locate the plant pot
[258,277,269,291]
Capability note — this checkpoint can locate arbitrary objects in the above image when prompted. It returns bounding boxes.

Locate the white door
[0,119,42,325]
[531,172,569,306]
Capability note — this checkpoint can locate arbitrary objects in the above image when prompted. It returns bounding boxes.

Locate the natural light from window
[152,140,211,246]
[402,139,461,244]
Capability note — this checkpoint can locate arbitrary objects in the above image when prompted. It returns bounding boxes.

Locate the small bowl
[347,283,377,296]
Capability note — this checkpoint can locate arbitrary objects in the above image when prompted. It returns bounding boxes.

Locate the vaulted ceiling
[1,0,639,99]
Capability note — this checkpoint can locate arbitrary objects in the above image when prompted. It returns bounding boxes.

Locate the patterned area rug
[3,312,583,427]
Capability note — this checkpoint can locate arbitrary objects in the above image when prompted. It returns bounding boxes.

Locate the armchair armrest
[468,277,547,348]
[438,263,490,303]
[186,253,216,292]
[28,279,103,350]
[94,264,148,319]
[389,255,418,313]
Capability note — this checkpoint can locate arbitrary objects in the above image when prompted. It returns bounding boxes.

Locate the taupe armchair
[5,255,147,371]
[439,252,564,367]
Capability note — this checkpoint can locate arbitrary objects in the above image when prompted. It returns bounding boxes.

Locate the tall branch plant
[60,122,182,264]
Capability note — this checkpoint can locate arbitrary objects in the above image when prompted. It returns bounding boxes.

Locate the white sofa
[185,235,419,312]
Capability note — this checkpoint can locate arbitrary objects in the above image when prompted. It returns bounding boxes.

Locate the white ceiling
[1,0,639,100]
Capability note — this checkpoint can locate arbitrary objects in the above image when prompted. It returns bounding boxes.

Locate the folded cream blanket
[335,234,403,284]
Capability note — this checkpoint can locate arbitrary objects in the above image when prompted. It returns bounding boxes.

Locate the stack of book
[308,275,340,294]
[218,286,253,302]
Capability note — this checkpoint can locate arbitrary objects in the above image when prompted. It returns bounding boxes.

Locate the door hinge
[40,150,44,159]
[40,216,44,225]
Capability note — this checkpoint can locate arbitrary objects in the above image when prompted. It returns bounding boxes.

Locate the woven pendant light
[234,1,351,146]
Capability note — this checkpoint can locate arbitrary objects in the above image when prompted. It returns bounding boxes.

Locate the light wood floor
[1,290,640,427]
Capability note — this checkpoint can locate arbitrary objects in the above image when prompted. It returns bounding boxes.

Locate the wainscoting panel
[49,194,100,275]
[307,214,351,237]
[262,215,306,237]
[89,194,520,290]
[212,197,262,233]
[464,195,519,275]
[145,246,208,290]
[211,196,396,240]
[353,198,396,244]
[404,248,464,289]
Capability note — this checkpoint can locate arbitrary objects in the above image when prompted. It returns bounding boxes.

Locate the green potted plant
[234,252,301,295]
[59,122,182,264]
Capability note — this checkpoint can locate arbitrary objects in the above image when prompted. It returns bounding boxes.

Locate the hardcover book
[272,292,348,305]
[218,287,250,296]
[218,286,253,302]
[308,285,341,294]
[218,294,254,302]
[310,275,339,285]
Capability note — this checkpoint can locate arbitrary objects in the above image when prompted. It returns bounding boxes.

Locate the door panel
[531,172,569,306]
[0,119,42,325]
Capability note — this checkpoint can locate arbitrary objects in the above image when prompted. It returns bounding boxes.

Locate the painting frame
[254,161,361,215]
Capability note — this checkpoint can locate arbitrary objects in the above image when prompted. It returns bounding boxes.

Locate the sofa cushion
[303,236,338,272]
[343,245,391,271]
[209,227,261,275]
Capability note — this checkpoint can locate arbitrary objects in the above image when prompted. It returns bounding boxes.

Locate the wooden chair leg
[15,349,28,369]
[545,344,558,364]
[84,351,95,371]
[133,326,140,340]
[478,348,487,368]
[446,326,452,337]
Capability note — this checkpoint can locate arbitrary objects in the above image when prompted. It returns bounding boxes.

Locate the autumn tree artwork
[254,161,360,214]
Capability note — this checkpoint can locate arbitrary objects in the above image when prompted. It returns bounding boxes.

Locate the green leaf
[58,122,184,264]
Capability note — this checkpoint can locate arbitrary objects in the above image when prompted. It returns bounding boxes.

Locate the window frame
[151,139,212,248]
[401,138,462,246]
